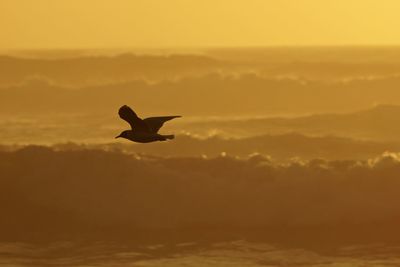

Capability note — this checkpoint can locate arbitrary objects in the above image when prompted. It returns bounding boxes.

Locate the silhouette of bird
[115,105,181,143]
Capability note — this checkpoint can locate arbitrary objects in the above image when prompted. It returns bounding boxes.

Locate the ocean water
[2,48,400,266]
[1,240,400,267]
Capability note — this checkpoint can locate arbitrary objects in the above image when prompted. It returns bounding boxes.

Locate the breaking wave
[1,146,400,240]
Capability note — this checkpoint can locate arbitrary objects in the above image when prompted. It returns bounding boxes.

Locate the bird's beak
[115,134,121,139]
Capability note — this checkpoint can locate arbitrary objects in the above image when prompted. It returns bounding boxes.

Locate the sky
[1,0,400,49]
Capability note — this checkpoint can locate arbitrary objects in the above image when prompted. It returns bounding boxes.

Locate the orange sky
[1,0,400,49]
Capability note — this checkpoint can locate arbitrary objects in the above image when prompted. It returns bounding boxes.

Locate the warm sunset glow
[2,0,400,49]
[2,1,400,266]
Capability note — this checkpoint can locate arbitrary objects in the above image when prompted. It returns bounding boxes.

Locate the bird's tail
[162,134,175,140]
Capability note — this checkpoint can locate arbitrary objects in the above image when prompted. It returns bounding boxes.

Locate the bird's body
[116,105,180,143]
[117,130,175,143]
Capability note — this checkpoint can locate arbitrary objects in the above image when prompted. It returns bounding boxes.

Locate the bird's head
[115,130,130,139]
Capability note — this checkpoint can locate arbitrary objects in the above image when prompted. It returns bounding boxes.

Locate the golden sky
[1,0,399,49]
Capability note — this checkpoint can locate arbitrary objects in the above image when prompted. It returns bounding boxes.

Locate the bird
[115,105,181,143]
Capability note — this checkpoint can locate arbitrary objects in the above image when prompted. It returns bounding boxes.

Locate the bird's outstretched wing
[144,116,181,133]
[118,105,150,132]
